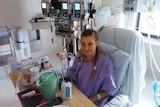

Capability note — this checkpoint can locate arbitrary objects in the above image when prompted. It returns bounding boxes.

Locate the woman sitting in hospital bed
[67,29,116,107]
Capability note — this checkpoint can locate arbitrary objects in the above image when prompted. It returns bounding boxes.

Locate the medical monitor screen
[62,3,68,10]
[75,3,80,10]
[42,3,46,9]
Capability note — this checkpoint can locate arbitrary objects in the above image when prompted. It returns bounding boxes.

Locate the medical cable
[145,10,160,106]
[146,13,160,81]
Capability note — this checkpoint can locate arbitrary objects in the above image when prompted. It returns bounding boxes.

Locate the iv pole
[87,0,96,29]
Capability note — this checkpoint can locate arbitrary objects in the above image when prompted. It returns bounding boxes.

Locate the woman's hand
[90,95,98,103]
[89,91,108,103]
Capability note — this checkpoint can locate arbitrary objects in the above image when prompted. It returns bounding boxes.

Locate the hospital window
[138,12,160,39]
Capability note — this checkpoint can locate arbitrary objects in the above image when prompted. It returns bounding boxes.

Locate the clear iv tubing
[146,14,160,81]
[148,32,157,81]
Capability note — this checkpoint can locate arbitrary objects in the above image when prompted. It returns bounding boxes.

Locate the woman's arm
[89,90,108,103]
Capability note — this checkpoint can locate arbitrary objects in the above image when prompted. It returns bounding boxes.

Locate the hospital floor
[0,58,157,107]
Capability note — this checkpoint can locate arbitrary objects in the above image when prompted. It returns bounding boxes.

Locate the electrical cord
[145,10,160,107]
[147,14,160,81]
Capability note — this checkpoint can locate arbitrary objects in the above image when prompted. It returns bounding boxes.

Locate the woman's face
[80,35,99,58]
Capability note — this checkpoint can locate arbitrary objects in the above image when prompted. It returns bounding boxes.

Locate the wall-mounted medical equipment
[124,0,160,12]
[124,0,135,11]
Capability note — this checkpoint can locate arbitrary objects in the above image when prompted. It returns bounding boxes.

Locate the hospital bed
[97,26,147,107]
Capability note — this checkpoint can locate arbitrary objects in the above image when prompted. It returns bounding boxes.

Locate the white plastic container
[61,81,72,99]
[29,66,40,81]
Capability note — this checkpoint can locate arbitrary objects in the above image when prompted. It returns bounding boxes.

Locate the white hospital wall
[144,38,160,77]
[0,0,63,61]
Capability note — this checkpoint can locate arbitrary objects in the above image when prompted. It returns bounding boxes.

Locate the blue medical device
[152,80,160,107]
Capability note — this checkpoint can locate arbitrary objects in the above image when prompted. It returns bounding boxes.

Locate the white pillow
[98,42,131,94]
[94,6,111,29]
[108,12,125,28]
[95,6,110,15]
